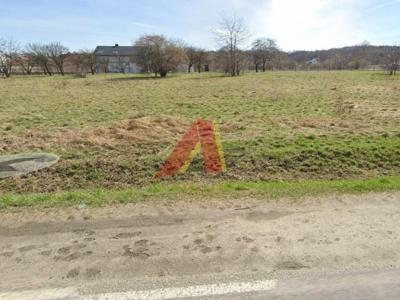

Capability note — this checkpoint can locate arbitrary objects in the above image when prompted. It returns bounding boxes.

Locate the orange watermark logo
[155,119,226,178]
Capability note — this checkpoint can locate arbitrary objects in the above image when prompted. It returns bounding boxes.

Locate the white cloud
[129,21,157,29]
[252,0,367,51]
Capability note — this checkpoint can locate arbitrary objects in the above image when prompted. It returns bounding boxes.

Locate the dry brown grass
[0,116,189,150]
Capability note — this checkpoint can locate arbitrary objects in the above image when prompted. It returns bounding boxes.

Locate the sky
[1,0,400,52]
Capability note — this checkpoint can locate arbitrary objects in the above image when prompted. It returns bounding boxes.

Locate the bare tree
[0,37,21,77]
[71,53,85,75]
[184,47,208,73]
[78,49,96,75]
[15,54,36,75]
[27,43,53,75]
[71,50,97,76]
[185,47,197,72]
[350,40,371,70]
[47,42,69,75]
[133,35,186,77]
[194,48,208,72]
[250,48,261,72]
[214,13,249,76]
[251,38,278,72]
[385,45,400,75]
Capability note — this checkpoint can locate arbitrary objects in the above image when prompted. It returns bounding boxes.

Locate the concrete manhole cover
[0,153,59,179]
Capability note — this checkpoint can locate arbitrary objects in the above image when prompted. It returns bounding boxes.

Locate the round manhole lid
[0,153,59,179]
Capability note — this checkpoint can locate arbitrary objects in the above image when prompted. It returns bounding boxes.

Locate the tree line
[0,39,96,78]
[1,14,399,78]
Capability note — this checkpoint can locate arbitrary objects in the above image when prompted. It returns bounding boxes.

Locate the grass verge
[1,176,400,210]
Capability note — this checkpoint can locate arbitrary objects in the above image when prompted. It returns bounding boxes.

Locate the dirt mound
[72,116,188,147]
[0,116,189,152]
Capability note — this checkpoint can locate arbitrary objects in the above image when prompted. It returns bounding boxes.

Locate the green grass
[1,176,400,209]
[0,71,399,195]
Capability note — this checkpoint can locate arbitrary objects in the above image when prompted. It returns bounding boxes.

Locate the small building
[94,44,139,73]
[306,58,319,66]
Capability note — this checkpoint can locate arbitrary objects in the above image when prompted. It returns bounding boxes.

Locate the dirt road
[1,192,400,299]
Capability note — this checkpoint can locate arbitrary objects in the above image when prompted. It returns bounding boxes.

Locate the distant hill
[287,45,399,70]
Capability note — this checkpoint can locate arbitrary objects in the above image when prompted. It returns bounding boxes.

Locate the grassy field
[0,71,399,206]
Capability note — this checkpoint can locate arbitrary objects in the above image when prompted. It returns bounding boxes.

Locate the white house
[306,58,319,66]
[94,44,139,73]
[94,43,191,74]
